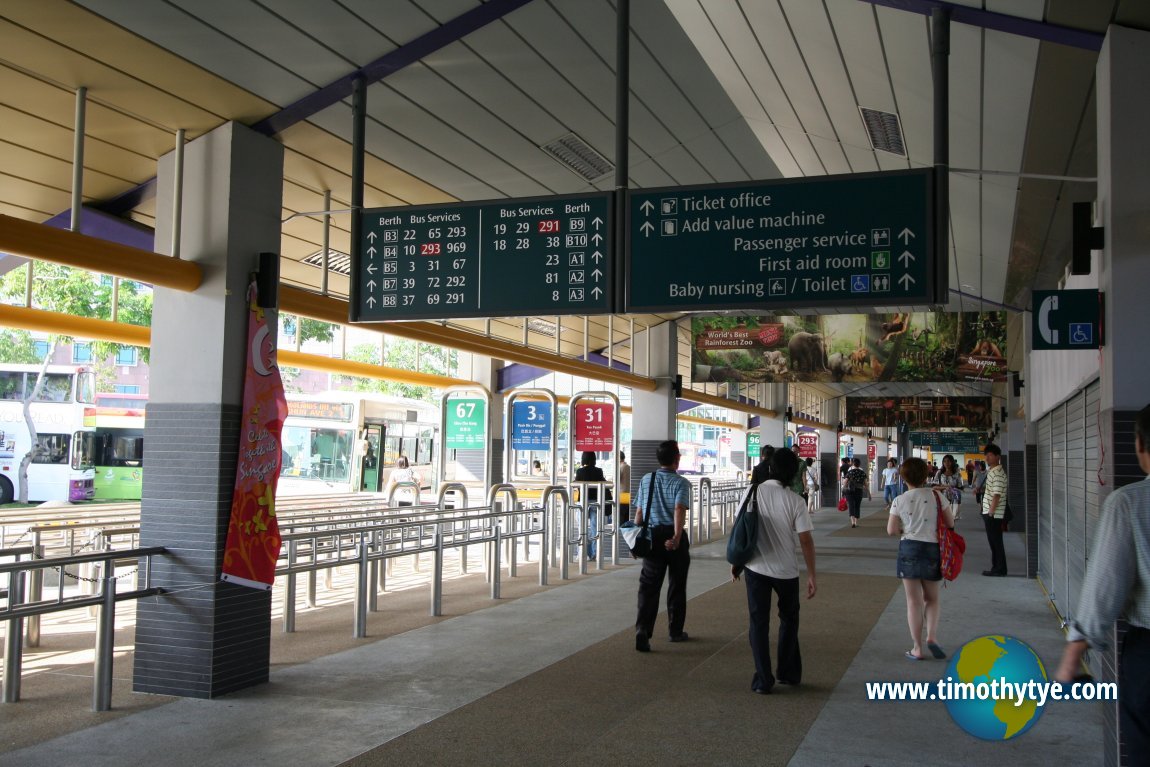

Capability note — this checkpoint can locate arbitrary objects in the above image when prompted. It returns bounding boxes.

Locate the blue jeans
[585,505,598,559]
[884,484,901,504]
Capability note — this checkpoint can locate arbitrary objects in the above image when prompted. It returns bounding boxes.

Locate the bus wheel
[0,476,12,504]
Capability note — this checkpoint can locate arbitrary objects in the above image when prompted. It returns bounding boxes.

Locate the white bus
[279,392,438,496]
[0,364,97,503]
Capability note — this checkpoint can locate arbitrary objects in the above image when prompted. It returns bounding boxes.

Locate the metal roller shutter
[1065,391,1087,624]
[1049,404,1068,618]
[1038,414,1054,600]
[1084,381,1102,563]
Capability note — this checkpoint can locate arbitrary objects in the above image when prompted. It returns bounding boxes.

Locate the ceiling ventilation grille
[540,133,614,182]
[527,318,563,337]
[301,249,351,276]
[859,107,907,156]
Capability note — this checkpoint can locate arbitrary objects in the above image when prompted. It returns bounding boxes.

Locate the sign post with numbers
[352,192,614,322]
[626,169,940,312]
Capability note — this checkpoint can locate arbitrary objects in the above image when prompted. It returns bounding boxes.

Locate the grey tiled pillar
[133,122,284,698]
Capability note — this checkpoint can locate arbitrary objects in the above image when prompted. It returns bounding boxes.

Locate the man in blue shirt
[634,440,692,652]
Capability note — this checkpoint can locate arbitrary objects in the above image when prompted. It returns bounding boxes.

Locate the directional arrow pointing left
[366,262,377,274]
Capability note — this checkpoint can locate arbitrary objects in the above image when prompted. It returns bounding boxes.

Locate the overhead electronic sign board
[352,192,613,322]
[626,169,940,312]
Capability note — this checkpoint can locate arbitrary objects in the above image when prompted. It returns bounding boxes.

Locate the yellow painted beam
[677,414,742,429]
[279,286,659,392]
[278,350,467,389]
[0,214,202,291]
[0,304,150,347]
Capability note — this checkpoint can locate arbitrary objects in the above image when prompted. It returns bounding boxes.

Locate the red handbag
[837,497,848,512]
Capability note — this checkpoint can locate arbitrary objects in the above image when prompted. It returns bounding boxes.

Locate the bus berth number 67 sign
[573,402,614,452]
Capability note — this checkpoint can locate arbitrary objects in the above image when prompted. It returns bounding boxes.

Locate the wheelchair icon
[1069,323,1093,345]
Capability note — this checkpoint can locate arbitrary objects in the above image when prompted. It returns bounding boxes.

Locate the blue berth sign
[352,192,614,322]
[625,169,941,312]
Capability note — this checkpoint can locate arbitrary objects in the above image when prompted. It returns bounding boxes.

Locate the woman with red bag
[887,457,955,661]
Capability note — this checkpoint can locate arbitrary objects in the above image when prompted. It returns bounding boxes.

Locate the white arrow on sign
[367,246,376,258]
[592,232,603,244]
[367,231,377,242]
[366,295,376,307]
[591,286,603,298]
[592,268,603,281]
[591,251,603,263]
[899,227,915,244]
[366,262,377,274]
[640,221,655,237]
[367,279,377,291]
[640,200,655,216]
[592,216,604,229]
[898,250,915,267]
[899,273,916,289]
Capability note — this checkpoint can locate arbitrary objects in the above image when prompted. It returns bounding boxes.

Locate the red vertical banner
[867,440,877,460]
[573,402,615,452]
[222,283,288,590]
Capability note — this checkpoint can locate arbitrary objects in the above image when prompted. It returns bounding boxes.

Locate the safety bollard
[93,560,116,712]
[353,533,369,639]
[25,534,41,648]
[538,504,549,587]
[491,523,502,600]
[430,527,444,617]
[283,539,297,633]
[3,571,25,703]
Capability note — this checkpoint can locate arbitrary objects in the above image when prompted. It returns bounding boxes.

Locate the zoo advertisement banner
[222,283,289,591]
[846,396,994,430]
[690,312,1007,384]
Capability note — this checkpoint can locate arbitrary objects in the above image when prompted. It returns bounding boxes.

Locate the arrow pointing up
[367,246,377,258]
[640,200,655,216]
[592,232,603,244]
[640,221,655,237]
[367,279,377,291]
[367,231,377,242]
[592,216,604,228]
[899,273,916,289]
[592,251,603,263]
[366,295,377,307]
[591,286,603,298]
[898,250,915,267]
[592,268,603,281]
[898,227,916,244]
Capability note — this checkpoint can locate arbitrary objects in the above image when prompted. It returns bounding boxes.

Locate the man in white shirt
[732,449,817,694]
[882,457,902,511]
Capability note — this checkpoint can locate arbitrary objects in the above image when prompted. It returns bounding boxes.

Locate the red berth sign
[574,402,615,452]
[797,432,819,459]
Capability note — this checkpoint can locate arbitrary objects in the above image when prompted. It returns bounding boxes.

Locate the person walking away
[787,448,807,499]
[932,454,965,520]
[844,457,868,528]
[617,451,631,524]
[804,457,819,514]
[731,448,816,693]
[971,461,987,506]
[634,440,692,652]
[887,457,953,661]
[574,451,608,561]
[752,444,775,484]
[384,455,420,507]
[1055,404,1150,764]
[981,444,1008,576]
[882,458,901,512]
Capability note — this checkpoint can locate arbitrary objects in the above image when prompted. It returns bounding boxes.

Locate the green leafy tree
[0,262,152,502]
[340,338,456,403]
[278,314,338,392]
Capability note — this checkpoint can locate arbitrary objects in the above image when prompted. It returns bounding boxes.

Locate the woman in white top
[931,453,965,520]
[384,455,421,507]
[881,458,901,511]
[887,457,955,661]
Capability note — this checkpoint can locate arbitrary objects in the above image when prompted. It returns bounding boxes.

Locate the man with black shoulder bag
[633,440,692,653]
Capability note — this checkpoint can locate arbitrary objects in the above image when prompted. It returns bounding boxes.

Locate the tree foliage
[340,338,457,403]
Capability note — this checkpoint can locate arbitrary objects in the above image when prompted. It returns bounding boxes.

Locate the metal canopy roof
[2,0,1147,402]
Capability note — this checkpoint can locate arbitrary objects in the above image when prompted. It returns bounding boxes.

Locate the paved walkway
[0,500,1103,766]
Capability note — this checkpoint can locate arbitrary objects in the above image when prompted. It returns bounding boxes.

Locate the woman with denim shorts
[887,457,955,661]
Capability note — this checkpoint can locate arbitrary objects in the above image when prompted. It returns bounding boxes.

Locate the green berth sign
[353,192,613,322]
[445,398,486,450]
[626,169,941,312]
